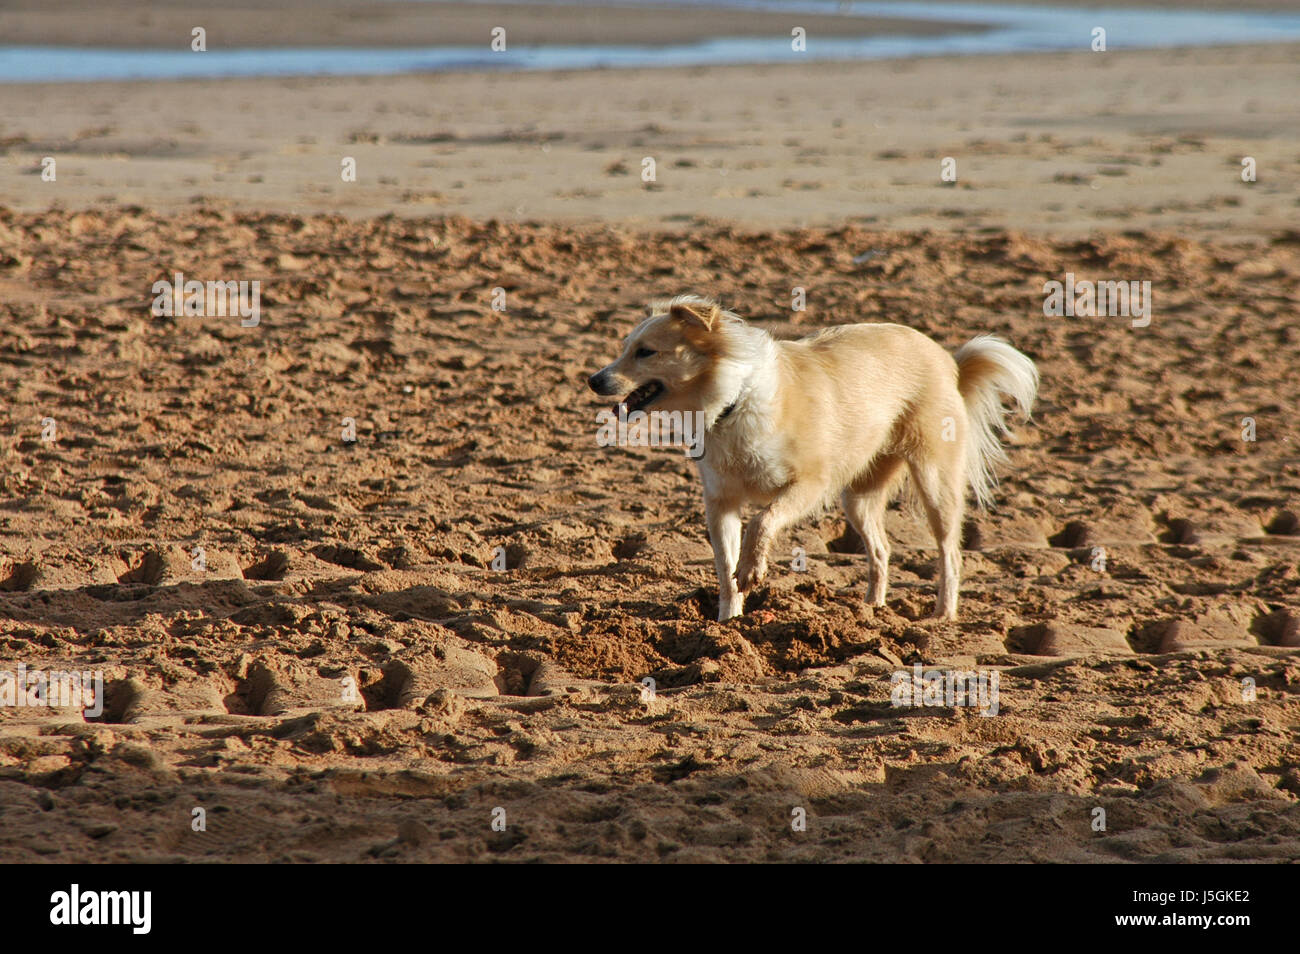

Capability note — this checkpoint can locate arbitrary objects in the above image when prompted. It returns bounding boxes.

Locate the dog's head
[587,296,733,415]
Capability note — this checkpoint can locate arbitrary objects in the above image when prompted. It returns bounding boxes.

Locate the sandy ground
[2,42,1297,234]
[3,0,1295,50]
[0,5,1298,864]
[931,0,1299,8]
[0,209,1297,862]
[0,0,980,48]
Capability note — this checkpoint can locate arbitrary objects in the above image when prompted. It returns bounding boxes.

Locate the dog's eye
[634,347,656,359]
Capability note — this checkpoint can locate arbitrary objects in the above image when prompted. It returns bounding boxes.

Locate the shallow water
[2,1,1299,83]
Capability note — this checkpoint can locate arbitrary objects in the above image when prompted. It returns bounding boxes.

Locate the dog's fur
[589,296,1038,622]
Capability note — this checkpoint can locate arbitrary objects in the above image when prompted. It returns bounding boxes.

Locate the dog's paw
[734,554,767,592]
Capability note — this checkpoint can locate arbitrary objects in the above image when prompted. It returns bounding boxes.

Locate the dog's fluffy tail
[954,335,1038,510]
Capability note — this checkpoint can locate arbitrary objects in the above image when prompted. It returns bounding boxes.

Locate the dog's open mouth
[617,380,664,414]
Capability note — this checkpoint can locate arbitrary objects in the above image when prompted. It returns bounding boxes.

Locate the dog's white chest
[699,421,789,501]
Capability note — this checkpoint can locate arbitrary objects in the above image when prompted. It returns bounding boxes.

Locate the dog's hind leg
[705,496,744,622]
[907,458,965,620]
[842,455,906,606]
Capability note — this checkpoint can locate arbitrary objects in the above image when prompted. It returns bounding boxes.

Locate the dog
[588,295,1038,622]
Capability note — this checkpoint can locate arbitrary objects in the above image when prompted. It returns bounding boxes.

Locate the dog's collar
[712,381,751,428]
[712,388,747,428]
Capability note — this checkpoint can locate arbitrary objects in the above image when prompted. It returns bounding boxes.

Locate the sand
[2,42,1298,235]
[1,209,1297,861]
[0,6,1298,864]
[0,0,982,49]
[5,0,1295,50]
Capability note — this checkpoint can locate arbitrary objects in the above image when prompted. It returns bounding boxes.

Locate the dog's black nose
[587,371,607,394]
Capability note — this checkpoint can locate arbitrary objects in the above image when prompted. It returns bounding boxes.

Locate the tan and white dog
[588,295,1038,622]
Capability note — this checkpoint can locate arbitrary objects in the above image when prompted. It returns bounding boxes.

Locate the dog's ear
[669,299,722,331]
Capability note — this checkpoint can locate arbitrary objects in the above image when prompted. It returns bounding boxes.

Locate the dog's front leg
[735,482,823,593]
[705,497,743,621]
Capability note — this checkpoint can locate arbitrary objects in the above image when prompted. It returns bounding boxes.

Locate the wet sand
[1,42,1297,235]
[0,0,982,49]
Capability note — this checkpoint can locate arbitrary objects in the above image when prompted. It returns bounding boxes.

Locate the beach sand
[0,0,984,48]
[0,5,1298,864]
[2,42,1298,235]
[1,208,1298,861]
[5,0,1296,50]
